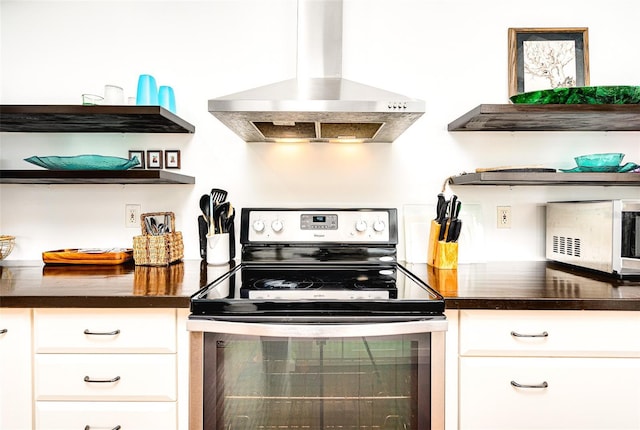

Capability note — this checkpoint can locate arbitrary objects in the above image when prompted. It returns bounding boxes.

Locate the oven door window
[203,332,432,430]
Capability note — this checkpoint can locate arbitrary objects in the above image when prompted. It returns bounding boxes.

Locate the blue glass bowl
[25,155,140,170]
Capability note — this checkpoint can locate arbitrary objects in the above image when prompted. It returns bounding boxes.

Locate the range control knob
[252,220,265,232]
[373,220,386,232]
[271,219,284,233]
[355,220,368,232]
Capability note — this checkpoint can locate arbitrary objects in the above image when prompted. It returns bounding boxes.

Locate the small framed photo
[128,150,145,169]
[508,27,589,96]
[147,150,163,169]
[165,150,181,169]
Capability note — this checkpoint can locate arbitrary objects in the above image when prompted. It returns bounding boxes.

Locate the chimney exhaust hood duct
[208,0,425,143]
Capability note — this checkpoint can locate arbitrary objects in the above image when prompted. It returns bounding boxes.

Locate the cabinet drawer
[459,310,640,357]
[459,356,640,430]
[36,401,176,430]
[35,354,176,401]
[34,308,176,353]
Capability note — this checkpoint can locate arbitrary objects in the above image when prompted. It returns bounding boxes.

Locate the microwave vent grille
[552,235,581,257]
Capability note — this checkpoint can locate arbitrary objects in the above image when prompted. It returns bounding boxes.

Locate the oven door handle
[187,318,447,337]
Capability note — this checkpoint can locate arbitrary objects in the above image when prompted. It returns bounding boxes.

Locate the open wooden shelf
[448,104,640,131]
[0,104,195,133]
[0,170,195,185]
[448,172,640,186]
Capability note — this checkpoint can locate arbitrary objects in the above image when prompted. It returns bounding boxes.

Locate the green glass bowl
[575,152,624,168]
[510,86,640,104]
[25,154,140,170]
[558,152,639,173]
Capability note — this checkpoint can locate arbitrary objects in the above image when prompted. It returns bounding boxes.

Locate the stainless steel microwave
[546,200,640,277]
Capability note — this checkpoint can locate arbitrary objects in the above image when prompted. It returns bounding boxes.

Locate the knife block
[427,219,458,269]
[433,241,458,269]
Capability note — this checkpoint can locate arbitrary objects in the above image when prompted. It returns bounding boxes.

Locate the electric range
[190,208,445,323]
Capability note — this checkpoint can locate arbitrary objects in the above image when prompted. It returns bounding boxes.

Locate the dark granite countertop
[0,260,210,308]
[1,260,639,311]
[406,261,640,311]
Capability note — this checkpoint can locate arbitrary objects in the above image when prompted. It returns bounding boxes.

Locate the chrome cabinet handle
[511,331,548,338]
[511,380,548,389]
[0,328,7,335]
[83,375,121,383]
[83,329,120,336]
[85,426,121,430]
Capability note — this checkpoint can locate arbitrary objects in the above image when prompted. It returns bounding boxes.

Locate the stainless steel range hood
[208,0,425,143]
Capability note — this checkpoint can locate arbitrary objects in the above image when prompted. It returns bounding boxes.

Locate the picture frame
[508,27,589,97]
[128,150,145,169]
[147,150,163,169]
[165,150,181,169]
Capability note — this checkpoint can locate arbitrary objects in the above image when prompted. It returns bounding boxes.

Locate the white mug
[206,233,230,265]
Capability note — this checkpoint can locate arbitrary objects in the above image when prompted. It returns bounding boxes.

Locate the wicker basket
[133,212,184,266]
[0,235,15,260]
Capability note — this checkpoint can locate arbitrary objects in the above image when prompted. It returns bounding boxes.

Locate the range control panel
[242,208,396,244]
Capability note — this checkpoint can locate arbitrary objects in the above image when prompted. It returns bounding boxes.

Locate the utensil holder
[198,216,235,261]
[133,212,183,266]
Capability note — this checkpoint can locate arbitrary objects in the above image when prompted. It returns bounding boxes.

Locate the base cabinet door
[0,308,32,430]
[459,356,640,430]
[36,401,176,430]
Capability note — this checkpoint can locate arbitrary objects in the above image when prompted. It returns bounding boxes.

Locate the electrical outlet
[125,204,141,228]
[497,206,511,229]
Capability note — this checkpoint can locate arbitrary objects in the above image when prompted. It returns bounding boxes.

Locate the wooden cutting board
[43,248,133,265]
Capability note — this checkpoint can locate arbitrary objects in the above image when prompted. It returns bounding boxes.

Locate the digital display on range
[301,214,338,230]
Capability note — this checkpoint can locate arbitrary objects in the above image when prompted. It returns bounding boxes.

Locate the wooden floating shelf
[0,104,195,133]
[448,104,640,131]
[0,170,195,185]
[448,172,640,186]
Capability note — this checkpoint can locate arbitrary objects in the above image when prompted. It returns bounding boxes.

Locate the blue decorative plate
[25,154,140,170]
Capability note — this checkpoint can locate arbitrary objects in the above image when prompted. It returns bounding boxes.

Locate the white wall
[1,0,639,262]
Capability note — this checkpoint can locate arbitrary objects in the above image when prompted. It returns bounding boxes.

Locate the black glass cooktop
[190,263,445,322]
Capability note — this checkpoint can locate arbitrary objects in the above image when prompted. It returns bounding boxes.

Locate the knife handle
[449,220,462,242]
[439,220,449,241]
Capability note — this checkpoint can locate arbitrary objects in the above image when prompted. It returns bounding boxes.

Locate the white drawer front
[35,354,176,401]
[34,308,176,353]
[36,401,176,430]
[459,356,640,430]
[459,310,640,357]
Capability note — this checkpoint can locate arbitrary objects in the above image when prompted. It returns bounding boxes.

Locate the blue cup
[136,74,158,105]
[158,85,176,113]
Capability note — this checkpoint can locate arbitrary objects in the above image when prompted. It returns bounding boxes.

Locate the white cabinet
[33,308,185,430]
[457,310,640,430]
[0,308,32,430]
